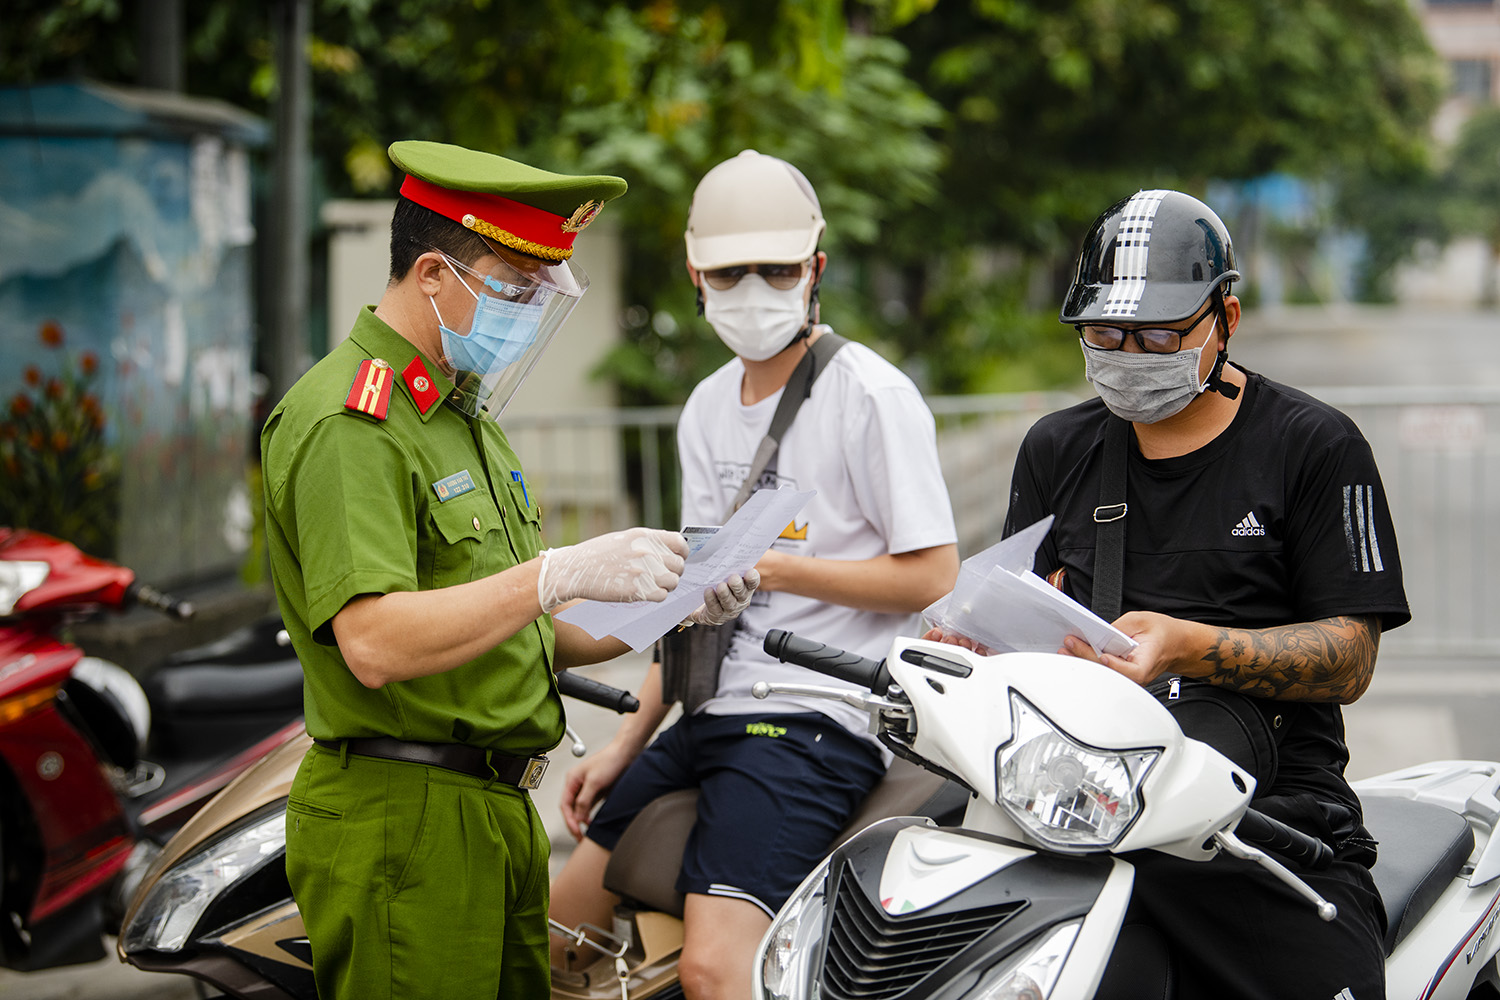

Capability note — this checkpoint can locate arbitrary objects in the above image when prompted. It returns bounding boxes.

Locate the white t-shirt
[676,336,958,740]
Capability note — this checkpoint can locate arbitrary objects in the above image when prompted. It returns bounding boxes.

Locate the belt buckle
[519,757,549,790]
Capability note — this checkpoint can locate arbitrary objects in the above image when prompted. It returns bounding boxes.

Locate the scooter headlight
[973,921,1080,999]
[997,692,1158,851]
[756,853,832,1000]
[121,807,286,953]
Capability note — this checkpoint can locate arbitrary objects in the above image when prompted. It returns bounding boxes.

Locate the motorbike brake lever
[1213,828,1337,922]
[751,681,912,720]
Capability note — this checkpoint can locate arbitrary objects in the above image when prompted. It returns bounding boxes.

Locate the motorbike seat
[1362,794,1474,956]
[602,757,960,918]
[164,614,291,667]
[144,658,306,715]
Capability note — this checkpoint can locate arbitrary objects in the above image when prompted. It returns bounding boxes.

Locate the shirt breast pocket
[429,496,505,585]
[505,480,543,563]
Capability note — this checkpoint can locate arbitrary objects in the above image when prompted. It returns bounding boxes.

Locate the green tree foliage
[1332,157,1448,303]
[2,0,1446,398]
[344,1,947,404]
[3,0,944,403]
[1442,105,1500,305]
[524,19,947,403]
[882,0,1444,389]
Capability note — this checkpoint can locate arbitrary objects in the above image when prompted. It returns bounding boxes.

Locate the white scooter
[751,629,1500,1000]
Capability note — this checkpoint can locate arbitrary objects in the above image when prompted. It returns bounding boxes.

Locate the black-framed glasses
[1076,308,1217,354]
[702,261,810,291]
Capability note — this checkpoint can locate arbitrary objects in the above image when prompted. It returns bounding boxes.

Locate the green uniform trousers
[285,744,550,999]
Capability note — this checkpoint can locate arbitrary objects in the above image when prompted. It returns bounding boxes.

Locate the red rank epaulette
[403,356,441,415]
[344,358,394,420]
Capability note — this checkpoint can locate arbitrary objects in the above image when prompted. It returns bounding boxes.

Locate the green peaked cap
[389,140,626,218]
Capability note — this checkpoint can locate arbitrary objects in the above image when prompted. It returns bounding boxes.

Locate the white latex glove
[537,528,688,613]
[681,569,760,627]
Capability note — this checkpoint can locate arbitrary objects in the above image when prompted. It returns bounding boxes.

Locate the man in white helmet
[549,150,960,999]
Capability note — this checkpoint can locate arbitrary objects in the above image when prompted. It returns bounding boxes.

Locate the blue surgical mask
[431,258,551,375]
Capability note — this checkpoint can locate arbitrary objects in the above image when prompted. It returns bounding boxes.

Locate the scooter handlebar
[763,629,892,694]
[1235,809,1334,871]
[127,582,196,620]
[556,671,640,714]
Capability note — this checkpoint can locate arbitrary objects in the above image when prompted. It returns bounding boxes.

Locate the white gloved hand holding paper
[537,528,688,613]
[680,569,760,627]
[555,488,814,652]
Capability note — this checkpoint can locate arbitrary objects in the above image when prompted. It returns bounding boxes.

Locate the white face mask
[1081,324,1216,424]
[702,271,812,361]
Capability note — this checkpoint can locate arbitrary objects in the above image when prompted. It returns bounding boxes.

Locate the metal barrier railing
[1308,387,1500,658]
[505,387,1498,659]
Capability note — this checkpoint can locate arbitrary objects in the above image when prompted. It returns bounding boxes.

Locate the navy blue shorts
[585,712,886,916]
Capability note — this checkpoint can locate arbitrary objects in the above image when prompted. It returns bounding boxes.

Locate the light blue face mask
[431,258,551,375]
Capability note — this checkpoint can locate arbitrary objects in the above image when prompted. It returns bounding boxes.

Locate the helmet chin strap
[1204,292,1240,399]
[766,319,814,359]
[771,255,823,356]
[1205,350,1240,399]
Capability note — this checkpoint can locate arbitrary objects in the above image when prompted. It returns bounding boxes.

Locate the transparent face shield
[430,241,589,420]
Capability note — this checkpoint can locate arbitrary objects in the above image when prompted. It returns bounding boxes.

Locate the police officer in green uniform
[260,141,758,1000]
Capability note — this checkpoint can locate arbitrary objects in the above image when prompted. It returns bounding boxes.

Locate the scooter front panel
[878,826,1035,916]
[820,821,1113,1000]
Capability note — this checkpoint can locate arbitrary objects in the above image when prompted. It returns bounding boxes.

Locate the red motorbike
[0,528,304,972]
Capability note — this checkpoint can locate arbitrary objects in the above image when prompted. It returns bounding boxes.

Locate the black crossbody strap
[727,329,848,515]
[660,330,848,715]
[1092,415,1130,621]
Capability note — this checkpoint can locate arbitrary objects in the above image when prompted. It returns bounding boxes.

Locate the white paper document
[556,488,815,652]
[923,515,1137,658]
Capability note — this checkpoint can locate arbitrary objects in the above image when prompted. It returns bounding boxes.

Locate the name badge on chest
[432,469,477,502]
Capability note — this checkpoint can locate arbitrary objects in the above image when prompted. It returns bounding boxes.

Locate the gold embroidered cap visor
[389,140,626,263]
[434,249,589,421]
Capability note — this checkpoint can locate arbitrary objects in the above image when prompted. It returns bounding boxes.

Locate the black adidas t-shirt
[1005,367,1410,837]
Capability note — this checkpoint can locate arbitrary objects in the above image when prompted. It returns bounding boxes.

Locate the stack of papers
[923,515,1137,658]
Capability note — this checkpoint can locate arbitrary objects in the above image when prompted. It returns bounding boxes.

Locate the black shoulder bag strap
[660,329,849,711]
[1095,414,1284,792]
[1092,415,1131,622]
[728,329,848,515]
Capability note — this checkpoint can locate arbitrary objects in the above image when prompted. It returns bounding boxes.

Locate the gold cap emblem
[561,200,602,234]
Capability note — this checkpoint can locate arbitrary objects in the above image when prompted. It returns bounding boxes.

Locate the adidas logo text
[1232,511,1265,537]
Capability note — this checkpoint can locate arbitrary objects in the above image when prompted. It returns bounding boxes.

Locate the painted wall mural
[0,84,265,583]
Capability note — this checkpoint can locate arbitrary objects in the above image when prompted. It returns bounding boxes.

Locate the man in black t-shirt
[970,190,1408,999]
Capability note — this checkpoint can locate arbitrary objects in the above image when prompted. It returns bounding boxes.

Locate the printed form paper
[556,488,815,652]
[923,515,1137,658]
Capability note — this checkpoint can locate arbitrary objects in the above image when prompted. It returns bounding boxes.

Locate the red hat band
[400,175,582,262]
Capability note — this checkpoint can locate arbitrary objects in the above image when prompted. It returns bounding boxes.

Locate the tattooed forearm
[1197,615,1381,704]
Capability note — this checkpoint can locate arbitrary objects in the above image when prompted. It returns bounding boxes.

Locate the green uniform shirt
[261,307,563,754]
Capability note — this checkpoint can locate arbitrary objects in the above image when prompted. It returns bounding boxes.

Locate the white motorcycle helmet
[684,149,826,269]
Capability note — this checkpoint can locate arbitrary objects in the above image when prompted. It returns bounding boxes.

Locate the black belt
[314,737,549,789]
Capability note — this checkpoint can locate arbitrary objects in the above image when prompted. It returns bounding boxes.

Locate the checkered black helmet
[1060,189,1239,326]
